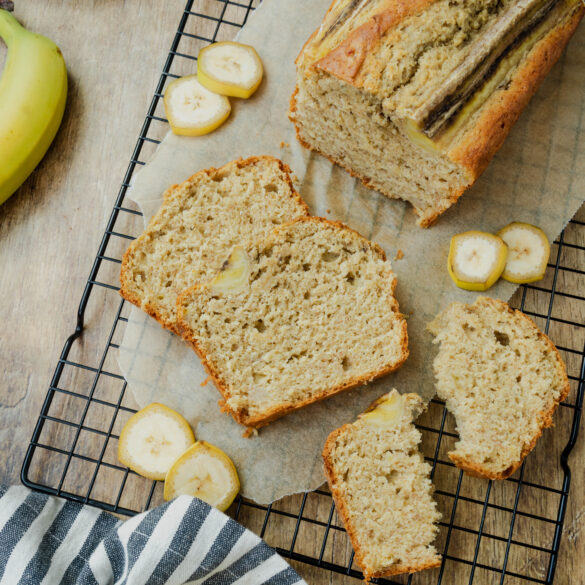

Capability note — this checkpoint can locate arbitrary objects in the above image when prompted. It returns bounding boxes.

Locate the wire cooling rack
[21,1,585,583]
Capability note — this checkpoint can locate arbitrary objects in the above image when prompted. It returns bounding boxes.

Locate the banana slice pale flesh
[164,75,231,136]
[197,41,263,99]
[359,392,404,428]
[448,231,508,291]
[498,222,550,283]
[118,403,195,480]
[210,247,251,295]
[164,441,240,511]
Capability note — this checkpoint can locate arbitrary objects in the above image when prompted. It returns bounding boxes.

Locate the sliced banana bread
[120,156,309,333]
[177,217,409,428]
[428,296,569,479]
[290,0,584,226]
[323,390,441,580]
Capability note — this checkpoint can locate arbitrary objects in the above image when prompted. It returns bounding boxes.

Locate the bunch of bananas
[0,9,67,206]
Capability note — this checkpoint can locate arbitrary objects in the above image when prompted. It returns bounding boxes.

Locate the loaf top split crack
[177,217,409,428]
[323,390,441,580]
[428,296,570,479]
[120,156,309,334]
[291,0,584,226]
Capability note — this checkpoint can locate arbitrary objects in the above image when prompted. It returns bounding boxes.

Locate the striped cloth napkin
[0,486,307,585]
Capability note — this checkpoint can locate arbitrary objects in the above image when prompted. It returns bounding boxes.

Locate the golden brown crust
[176,216,409,429]
[322,424,441,580]
[444,297,571,480]
[119,155,310,334]
[449,5,585,180]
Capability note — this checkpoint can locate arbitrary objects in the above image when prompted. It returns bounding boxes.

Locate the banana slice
[498,222,550,284]
[118,403,195,480]
[448,230,508,291]
[164,441,240,511]
[197,41,263,99]
[210,247,251,295]
[359,392,404,428]
[164,75,231,136]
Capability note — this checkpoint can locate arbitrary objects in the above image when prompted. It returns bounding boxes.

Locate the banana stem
[0,9,22,45]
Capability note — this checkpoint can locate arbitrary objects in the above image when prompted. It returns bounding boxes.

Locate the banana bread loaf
[290,0,584,226]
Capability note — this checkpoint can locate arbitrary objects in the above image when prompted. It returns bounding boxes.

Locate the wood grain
[0,2,583,584]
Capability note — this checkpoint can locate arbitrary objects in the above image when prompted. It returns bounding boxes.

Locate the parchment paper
[118,0,585,504]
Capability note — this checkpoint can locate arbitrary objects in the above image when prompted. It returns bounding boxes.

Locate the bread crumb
[243,427,259,439]
[201,375,212,387]
[394,249,404,261]
[279,141,290,149]
[327,209,331,214]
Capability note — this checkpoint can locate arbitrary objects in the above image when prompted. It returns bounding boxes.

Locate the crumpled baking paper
[118,0,585,503]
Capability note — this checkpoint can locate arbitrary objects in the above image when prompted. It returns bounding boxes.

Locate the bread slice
[177,217,408,428]
[428,296,570,479]
[290,0,584,226]
[323,390,441,580]
[120,156,309,333]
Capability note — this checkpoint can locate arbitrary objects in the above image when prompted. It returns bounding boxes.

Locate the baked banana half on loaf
[290,0,584,226]
[177,217,408,428]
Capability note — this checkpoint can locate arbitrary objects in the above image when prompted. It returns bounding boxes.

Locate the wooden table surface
[1,2,584,584]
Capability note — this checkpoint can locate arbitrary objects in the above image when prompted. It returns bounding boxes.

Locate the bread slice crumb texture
[323,390,441,580]
[177,217,408,428]
[428,296,570,479]
[120,156,308,333]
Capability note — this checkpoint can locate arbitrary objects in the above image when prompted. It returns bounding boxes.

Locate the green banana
[0,10,67,205]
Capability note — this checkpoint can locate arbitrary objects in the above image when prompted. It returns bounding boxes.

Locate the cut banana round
[209,247,251,296]
[118,403,195,480]
[164,75,231,136]
[359,392,404,428]
[197,41,263,99]
[497,222,550,284]
[164,441,240,511]
[448,231,508,291]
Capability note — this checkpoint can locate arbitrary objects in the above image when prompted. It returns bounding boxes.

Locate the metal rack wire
[21,1,585,583]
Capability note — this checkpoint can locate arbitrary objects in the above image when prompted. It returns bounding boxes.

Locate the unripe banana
[0,10,67,205]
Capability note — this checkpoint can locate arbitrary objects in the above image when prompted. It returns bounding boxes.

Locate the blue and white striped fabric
[0,486,307,585]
